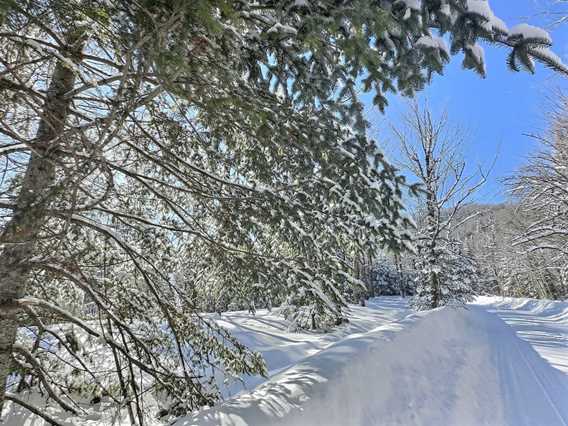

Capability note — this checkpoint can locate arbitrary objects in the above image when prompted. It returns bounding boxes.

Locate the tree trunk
[426,189,440,309]
[0,35,81,416]
[394,253,405,297]
[430,269,440,308]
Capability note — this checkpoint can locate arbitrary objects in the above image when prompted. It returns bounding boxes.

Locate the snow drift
[176,306,568,426]
[477,296,568,321]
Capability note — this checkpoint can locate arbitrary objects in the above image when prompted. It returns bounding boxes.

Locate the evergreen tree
[412,240,478,309]
[371,257,415,297]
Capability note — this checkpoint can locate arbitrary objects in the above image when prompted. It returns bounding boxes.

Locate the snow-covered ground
[477,296,568,374]
[215,298,411,398]
[177,296,568,426]
[7,296,568,425]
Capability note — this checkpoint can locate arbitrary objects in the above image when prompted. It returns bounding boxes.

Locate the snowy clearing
[178,297,568,426]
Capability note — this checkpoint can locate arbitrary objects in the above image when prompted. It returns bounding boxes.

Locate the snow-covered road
[177,297,568,426]
[477,297,568,375]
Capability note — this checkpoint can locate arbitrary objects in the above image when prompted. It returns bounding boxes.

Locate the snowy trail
[177,302,568,426]
[8,297,568,426]
[477,297,568,374]
[472,305,568,426]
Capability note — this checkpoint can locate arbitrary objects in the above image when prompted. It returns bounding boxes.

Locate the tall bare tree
[392,102,486,309]
[510,94,568,298]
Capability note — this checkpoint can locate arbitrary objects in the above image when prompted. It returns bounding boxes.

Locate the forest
[1,1,568,425]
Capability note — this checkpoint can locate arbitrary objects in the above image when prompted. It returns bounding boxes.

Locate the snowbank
[214,297,410,397]
[2,298,410,426]
[176,306,568,426]
[477,295,568,321]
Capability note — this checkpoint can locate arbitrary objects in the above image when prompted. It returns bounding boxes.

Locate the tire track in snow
[512,331,568,426]
[476,299,568,426]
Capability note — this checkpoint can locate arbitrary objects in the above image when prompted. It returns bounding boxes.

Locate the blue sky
[363,0,568,203]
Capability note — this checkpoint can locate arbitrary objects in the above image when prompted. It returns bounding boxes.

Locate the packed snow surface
[178,297,568,426]
[478,296,568,374]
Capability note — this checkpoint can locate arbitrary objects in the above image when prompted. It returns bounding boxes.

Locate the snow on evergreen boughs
[411,241,478,310]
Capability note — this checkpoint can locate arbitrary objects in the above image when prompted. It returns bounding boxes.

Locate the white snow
[477,296,568,374]
[416,34,449,56]
[467,0,508,34]
[177,297,568,426]
[401,0,421,11]
[7,297,568,425]
[214,298,410,397]
[266,23,297,36]
[465,42,486,71]
[510,23,552,44]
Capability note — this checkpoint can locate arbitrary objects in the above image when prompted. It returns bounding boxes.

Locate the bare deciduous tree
[392,102,486,309]
[510,95,568,298]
